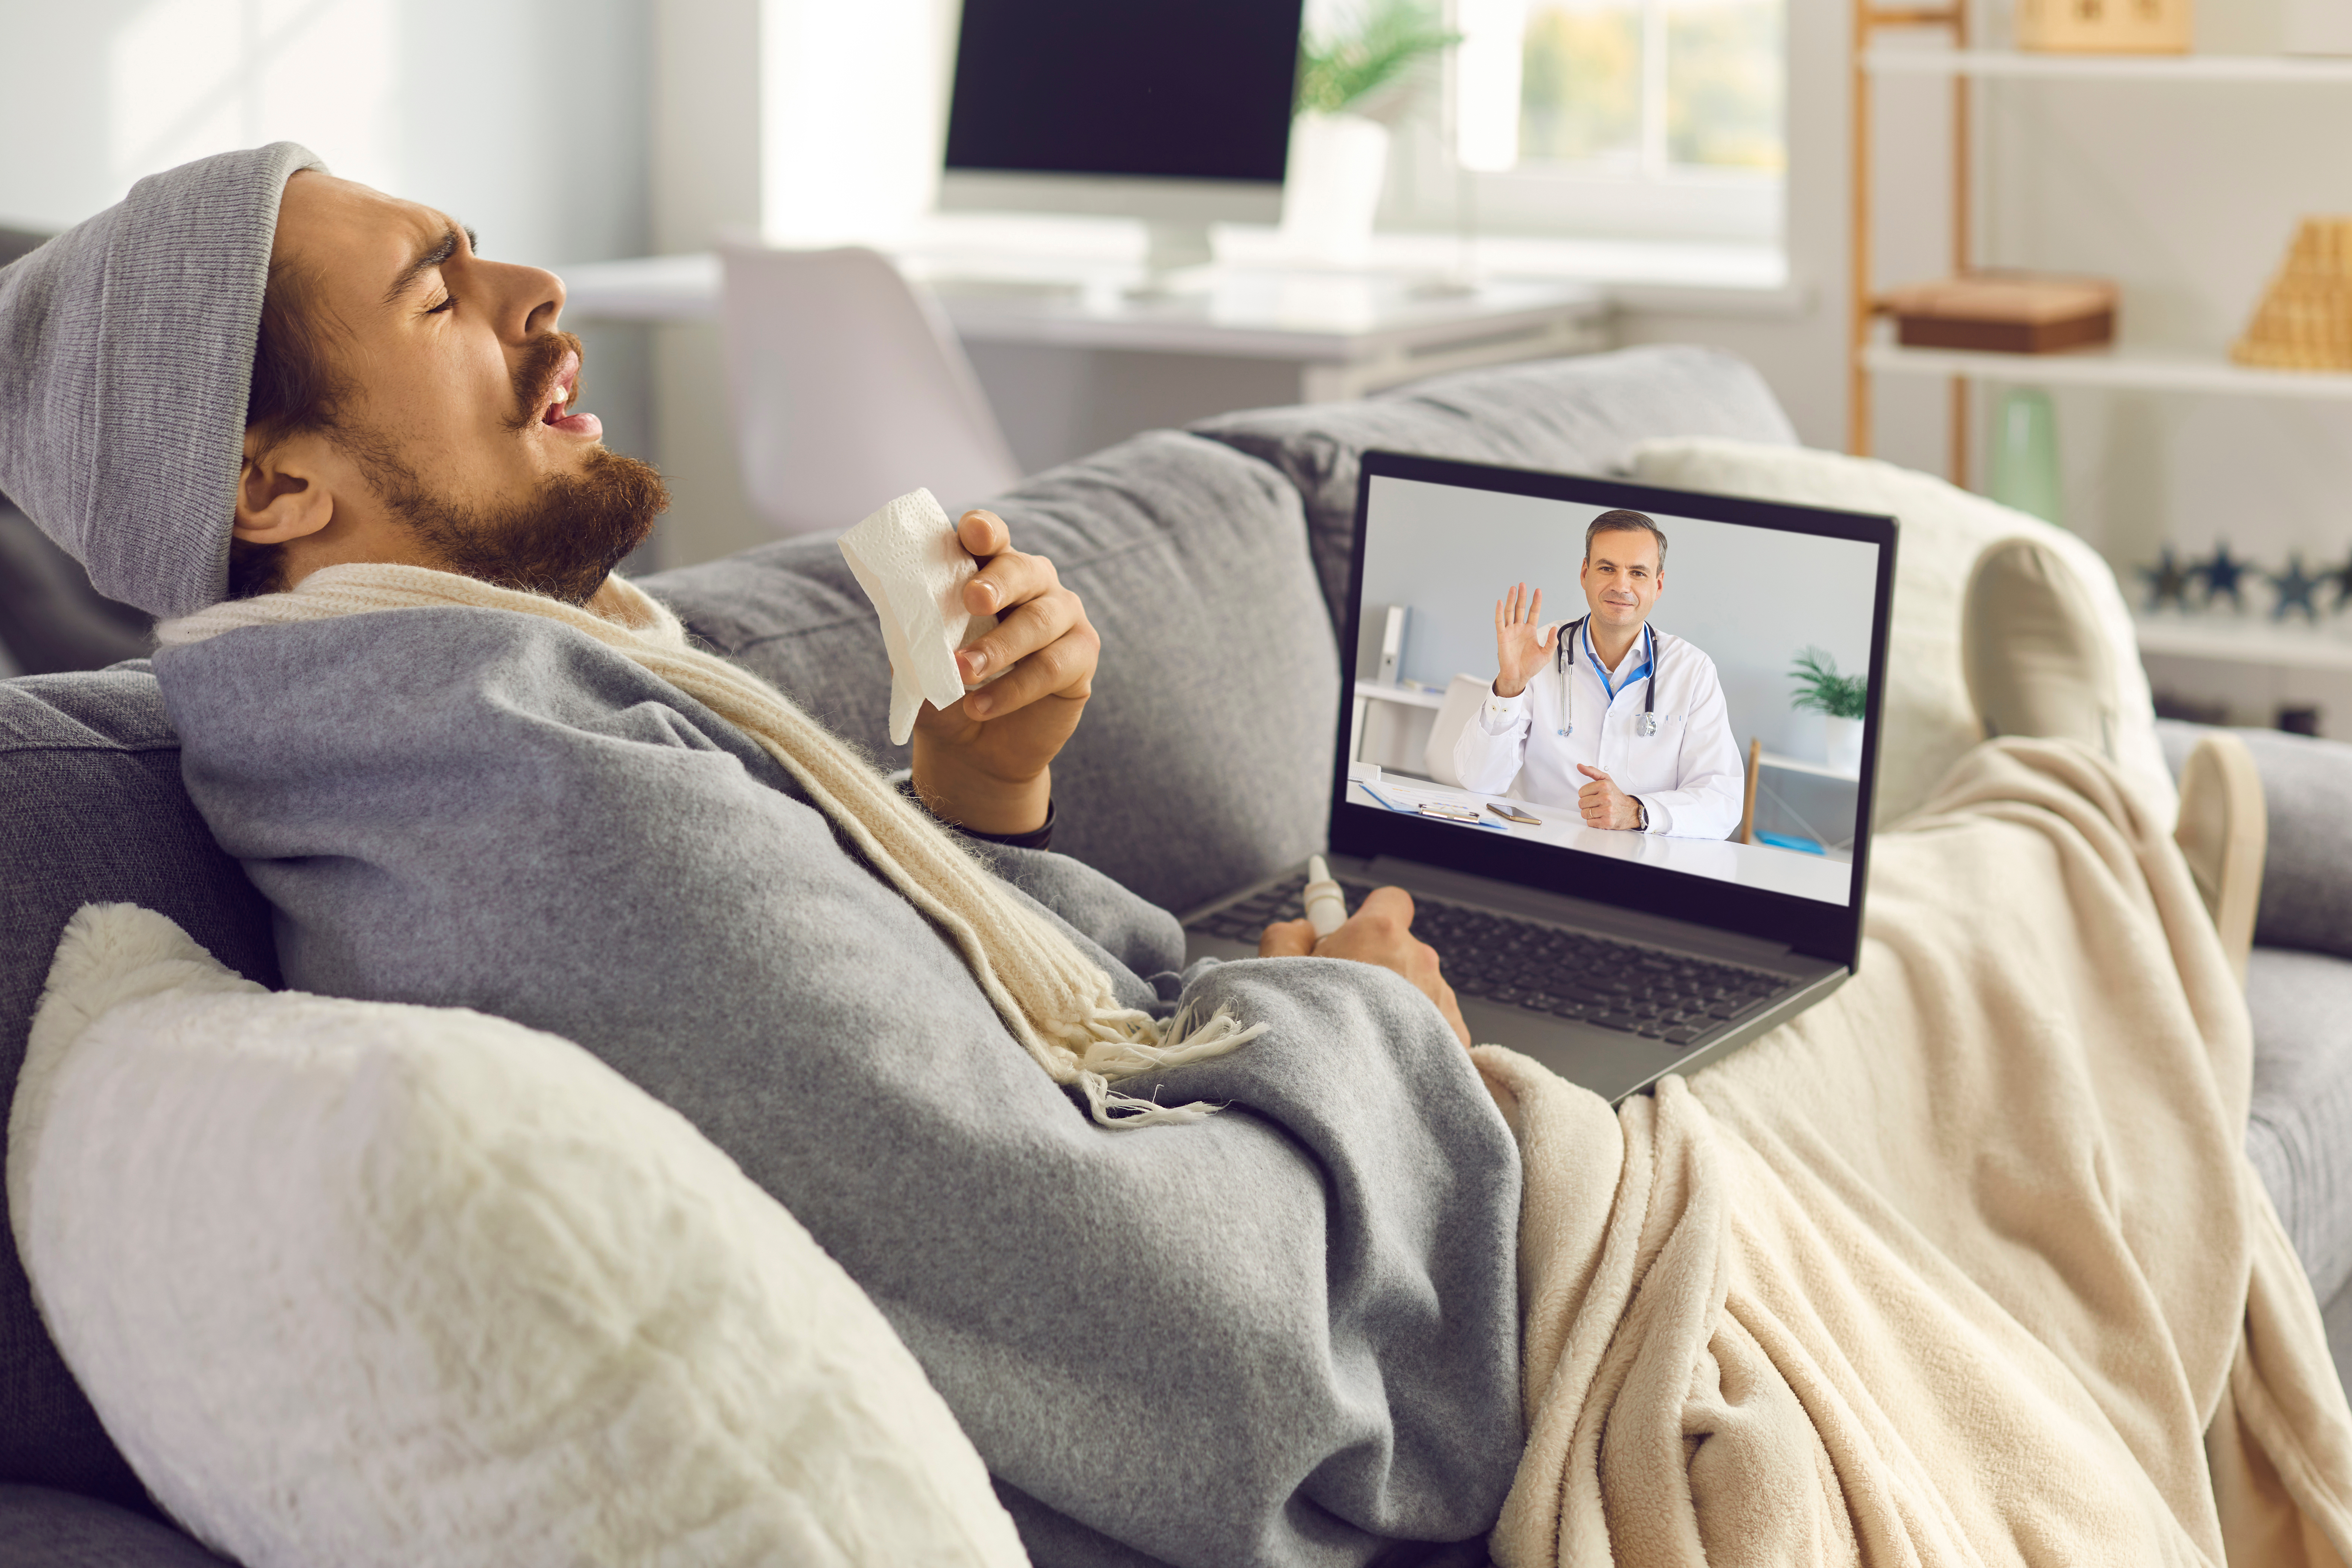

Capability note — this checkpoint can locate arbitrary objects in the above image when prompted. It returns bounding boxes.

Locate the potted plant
[1790,647,1869,776]
[1282,0,1461,265]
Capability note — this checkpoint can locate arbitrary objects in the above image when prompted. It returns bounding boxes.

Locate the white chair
[1421,673,1495,788]
[717,244,1024,536]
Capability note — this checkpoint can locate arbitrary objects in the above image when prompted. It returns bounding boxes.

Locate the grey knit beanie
[0,142,326,619]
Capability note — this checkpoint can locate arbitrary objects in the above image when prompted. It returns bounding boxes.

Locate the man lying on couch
[13,143,2352,1568]
[0,145,1521,1565]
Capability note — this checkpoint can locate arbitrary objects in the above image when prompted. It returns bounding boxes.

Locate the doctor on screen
[1452,509,1745,839]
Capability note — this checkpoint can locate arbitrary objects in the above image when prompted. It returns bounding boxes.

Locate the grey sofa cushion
[0,1486,227,1566]
[1189,344,1799,624]
[643,430,1337,914]
[0,500,154,675]
[2156,721,2352,961]
[2245,946,2352,1304]
[0,668,280,1521]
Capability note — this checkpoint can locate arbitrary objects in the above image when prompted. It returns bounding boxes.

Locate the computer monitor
[937,0,1304,277]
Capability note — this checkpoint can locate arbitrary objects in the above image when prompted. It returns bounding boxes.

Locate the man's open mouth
[537,350,602,439]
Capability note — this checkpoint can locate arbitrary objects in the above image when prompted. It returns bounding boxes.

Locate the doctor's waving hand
[1452,509,1744,840]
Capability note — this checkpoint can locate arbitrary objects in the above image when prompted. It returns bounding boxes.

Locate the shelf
[1862,341,2352,400]
[1862,47,2352,82]
[2134,618,2352,671]
[1353,680,1449,710]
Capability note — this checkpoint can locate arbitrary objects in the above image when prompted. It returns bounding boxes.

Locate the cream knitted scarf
[158,563,1263,1126]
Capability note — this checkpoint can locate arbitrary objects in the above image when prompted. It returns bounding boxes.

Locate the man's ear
[232,429,335,545]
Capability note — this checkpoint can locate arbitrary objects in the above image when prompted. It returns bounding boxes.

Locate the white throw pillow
[9,904,1029,1568]
[1625,437,2174,827]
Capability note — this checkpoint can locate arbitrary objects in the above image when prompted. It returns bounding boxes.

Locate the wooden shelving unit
[1850,22,2352,719]
[1847,14,2352,472]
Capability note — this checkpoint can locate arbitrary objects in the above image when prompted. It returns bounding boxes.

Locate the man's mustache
[507,332,586,432]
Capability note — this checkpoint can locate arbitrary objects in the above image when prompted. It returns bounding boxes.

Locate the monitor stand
[1127,220,1217,299]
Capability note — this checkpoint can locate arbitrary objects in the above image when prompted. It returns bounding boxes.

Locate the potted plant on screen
[1282,0,1461,265]
[1790,648,1868,776]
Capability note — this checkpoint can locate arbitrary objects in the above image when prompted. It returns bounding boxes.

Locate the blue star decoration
[2195,543,2250,610]
[2137,548,2194,612]
[2327,553,2352,616]
[2268,552,2323,623]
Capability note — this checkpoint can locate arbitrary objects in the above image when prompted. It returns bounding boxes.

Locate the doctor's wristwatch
[1634,798,1649,832]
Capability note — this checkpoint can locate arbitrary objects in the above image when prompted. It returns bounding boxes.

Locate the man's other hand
[908,510,1098,835]
[1258,887,1471,1049]
[1493,581,1556,700]
[1575,765,1642,830]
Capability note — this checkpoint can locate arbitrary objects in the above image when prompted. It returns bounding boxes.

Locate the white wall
[0,0,656,471]
[647,0,766,567]
[1358,475,1879,763]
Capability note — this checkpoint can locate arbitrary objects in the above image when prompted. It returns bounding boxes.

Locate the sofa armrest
[2158,719,2352,961]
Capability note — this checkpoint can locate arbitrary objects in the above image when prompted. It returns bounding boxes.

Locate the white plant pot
[1278,113,1392,267]
[1824,715,1865,777]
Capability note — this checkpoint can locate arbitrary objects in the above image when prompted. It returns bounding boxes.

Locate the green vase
[1988,387,2064,528]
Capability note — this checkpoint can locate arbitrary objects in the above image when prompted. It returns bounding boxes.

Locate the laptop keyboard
[1189,874,1794,1049]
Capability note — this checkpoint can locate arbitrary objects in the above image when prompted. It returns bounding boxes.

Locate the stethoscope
[1554,616,1661,739]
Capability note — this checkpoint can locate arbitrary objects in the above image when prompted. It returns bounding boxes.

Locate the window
[1394,0,1786,245]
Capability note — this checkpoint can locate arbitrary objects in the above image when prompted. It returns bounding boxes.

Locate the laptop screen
[1334,453,1897,966]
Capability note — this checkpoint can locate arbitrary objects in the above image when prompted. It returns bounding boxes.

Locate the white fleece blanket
[1479,738,2352,1566]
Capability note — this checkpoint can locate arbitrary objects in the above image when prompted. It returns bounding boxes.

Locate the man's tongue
[547,409,603,438]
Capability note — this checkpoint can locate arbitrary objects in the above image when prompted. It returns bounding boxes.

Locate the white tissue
[837,489,998,746]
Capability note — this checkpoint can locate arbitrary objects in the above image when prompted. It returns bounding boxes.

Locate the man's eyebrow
[382,222,480,308]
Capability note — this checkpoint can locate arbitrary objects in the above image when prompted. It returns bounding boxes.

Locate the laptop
[1181,451,1899,1103]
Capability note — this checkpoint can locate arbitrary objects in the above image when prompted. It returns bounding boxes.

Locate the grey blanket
[152,605,1523,1568]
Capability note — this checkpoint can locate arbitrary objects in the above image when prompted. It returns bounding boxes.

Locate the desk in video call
[1348,776,1852,905]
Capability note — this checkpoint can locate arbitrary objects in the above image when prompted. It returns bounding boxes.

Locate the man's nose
[486,258,565,339]
[526,268,565,336]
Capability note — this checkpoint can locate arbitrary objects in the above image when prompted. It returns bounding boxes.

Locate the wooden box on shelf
[2015,0,2192,52]
[1877,273,2118,354]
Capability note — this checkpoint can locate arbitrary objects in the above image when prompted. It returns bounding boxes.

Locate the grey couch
[3,344,2349,1563]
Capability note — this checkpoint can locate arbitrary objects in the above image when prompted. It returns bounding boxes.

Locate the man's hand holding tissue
[908,509,1099,836]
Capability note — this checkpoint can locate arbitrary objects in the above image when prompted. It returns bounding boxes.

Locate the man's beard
[370,444,669,607]
[363,332,669,606]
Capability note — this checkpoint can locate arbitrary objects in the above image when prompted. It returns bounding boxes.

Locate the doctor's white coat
[1452,626,1744,839]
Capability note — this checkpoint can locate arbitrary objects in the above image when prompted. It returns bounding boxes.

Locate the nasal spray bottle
[1303,855,1349,940]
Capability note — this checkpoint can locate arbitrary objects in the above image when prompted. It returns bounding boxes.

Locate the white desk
[556,251,1610,403]
[1348,771,1852,905]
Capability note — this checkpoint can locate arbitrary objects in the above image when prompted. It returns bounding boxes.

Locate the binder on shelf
[1356,603,1408,686]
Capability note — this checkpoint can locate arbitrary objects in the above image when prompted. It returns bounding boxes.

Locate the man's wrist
[907,752,1051,837]
[1493,676,1527,700]
[1633,797,1649,832]
[897,776,1055,849]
